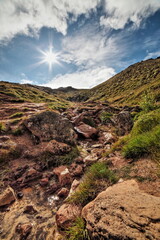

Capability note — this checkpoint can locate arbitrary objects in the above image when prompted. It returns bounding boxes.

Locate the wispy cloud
[61,24,130,69]
[100,0,160,30]
[45,66,116,89]
[144,50,160,60]
[20,79,33,84]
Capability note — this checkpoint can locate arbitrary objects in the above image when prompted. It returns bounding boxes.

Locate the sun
[38,46,60,71]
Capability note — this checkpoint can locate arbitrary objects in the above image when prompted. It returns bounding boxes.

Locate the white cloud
[20,79,33,84]
[100,0,160,30]
[144,50,160,60]
[0,0,100,42]
[61,24,128,68]
[45,66,116,89]
[1,0,160,43]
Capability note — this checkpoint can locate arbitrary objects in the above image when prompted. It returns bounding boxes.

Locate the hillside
[70,57,160,105]
[0,81,71,110]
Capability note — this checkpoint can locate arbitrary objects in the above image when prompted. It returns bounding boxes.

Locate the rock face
[74,123,98,139]
[112,111,133,135]
[24,111,76,145]
[82,180,160,240]
[0,187,16,207]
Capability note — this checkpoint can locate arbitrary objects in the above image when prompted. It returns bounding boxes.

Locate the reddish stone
[40,178,49,187]
[16,223,32,239]
[56,204,82,229]
[70,163,83,177]
[53,166,72,186]
[74,123,98,139]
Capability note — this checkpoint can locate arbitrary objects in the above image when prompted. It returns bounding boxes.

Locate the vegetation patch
[0,122,6,132]
[122,108,160,160]
[66,217,90,240]
[68,162,118,206]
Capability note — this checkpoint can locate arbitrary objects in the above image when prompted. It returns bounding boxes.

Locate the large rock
[56,203,81,229]
[74,123,98,139]
[24,111,76,145]
[112,111,133,135]
[0,187,16,207]
[82,180,160,240]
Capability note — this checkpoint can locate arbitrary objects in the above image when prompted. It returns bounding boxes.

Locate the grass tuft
[65,217,90,240]
[67,162,118,206]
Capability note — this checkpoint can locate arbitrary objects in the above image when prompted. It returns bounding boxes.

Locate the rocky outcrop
[24,111,76,145]
[82,180,160,240]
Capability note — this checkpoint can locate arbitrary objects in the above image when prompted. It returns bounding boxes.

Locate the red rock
[23,205,38,215]
[69,163,83,177]
[16,223,32,239]
[74,123,98,139]
[57,188,69,198]
[44,140,71,155]
[40,178,49,187]
[56,204,81,229]
[0,187,15,207]
[53,166,72,186]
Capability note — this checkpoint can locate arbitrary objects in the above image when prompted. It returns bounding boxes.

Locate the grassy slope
[0,81,71,109]
[73,57,160,105]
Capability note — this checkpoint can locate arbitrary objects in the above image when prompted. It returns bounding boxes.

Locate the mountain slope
[71,57,160,105]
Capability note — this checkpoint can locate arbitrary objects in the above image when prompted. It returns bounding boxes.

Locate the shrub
[66,217,90,240]
[68,162,118,206]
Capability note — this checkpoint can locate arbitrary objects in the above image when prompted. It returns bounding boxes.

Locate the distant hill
[70,57,160,105]
[0,81,71,110]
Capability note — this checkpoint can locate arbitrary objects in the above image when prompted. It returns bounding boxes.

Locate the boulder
[82,180,160,240]
[56,204,81,229]
[74,123,98,139]
[24,111,76,145]
[112,111,133,135]
[0,187,15,207]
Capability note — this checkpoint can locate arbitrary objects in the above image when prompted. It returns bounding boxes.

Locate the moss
[0,122,6,132]
[67,162,118,206]
[66,217,90,240]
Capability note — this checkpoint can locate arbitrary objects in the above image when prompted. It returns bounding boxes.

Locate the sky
[0,0,160,89]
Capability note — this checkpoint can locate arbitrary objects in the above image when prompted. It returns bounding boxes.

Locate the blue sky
[0,0,160,89]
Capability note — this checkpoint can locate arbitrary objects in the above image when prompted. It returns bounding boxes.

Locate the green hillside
[71,57,160,105]
[0,81,71,110]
